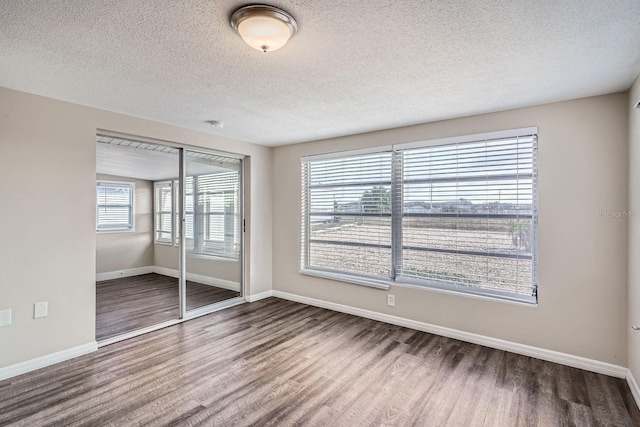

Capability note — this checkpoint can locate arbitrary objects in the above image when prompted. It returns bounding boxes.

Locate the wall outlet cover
[34,301,48,319]
[0,309,11,327]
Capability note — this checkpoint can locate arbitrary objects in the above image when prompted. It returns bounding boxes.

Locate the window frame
[96,180,135,233]
[300,127,538,304]
[154,181,174,245]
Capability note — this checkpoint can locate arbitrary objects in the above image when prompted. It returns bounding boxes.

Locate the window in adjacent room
[301,127,538,303]
[153,171,241,259]
[154,181,173,244]
[96,181,134,232]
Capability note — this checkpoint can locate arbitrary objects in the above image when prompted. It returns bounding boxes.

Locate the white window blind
[301,151,393,281]
[154,181,173,243]
[154,168,241,259]
[96,181,134,232]
[190,170,240,257]
[397,134,536,299]
[301,128,538,303]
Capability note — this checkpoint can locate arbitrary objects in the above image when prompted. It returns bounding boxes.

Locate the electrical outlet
[387,294,395,307]
[0,309,11,327]
[34,301,48,319]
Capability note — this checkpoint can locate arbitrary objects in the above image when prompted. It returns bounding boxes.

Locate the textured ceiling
[1,1,639,146]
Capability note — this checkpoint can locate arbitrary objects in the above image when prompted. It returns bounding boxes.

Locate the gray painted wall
[272,93,629,366]
[0,83,635,376]
[0,86,272,368]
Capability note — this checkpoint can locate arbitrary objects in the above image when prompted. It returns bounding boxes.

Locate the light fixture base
[208,120,224,129]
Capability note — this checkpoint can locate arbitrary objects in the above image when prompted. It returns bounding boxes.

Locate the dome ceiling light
[230,4,298,53]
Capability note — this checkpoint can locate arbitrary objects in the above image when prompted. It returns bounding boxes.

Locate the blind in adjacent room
[154,181,173,243]
[96,181,133,231]
[190,169,241,258]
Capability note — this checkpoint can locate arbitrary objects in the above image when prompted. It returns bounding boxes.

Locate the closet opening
[95,133,245,345]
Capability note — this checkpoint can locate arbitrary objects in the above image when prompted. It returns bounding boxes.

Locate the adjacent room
[1,1,639,426]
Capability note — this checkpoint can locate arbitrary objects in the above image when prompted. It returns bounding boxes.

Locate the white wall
[0,87,272,368]
[628,76,640,383]
[96,174,154,274]
[272,93,629,365]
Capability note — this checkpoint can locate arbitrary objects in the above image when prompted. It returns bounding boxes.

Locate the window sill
[153,242,238,261]
[96,228,135,234]
[187,252,239,262]
[395,277,538,306]
[299,269,391,290]
[297,270,537,306]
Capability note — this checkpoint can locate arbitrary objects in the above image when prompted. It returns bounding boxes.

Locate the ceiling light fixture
[230,4,298,53]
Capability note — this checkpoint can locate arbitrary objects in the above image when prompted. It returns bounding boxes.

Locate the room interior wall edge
[628,73,640,393]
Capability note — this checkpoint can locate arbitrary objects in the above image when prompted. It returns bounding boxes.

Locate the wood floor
[96,273,240,341]
[1,298,639,426]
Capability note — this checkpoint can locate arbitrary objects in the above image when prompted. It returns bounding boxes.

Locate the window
[190,172,239,256]
[301,151,394,283]
[96,181,134,232]
[154,172,241,259]
[301,128,538,303]
[154,181,173,244]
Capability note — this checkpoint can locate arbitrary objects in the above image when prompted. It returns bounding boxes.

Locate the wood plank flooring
[2,298,639,426]
[96,273,240,341]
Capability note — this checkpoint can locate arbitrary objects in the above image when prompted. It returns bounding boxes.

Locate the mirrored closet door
[95,135,180,342]
[181,150,243,316]
[96,135,244,344]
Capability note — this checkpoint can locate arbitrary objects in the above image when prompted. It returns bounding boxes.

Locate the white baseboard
[152,267,241,292]
[153,266,181,281]
[96,266,241,293]
[96,266,154,282]
[246,290,273,302]
[628,369,640,409]
[272,291,627,379]
[0,342,98,382]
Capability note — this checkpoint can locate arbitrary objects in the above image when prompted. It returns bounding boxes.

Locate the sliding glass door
[180,150,243,315]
